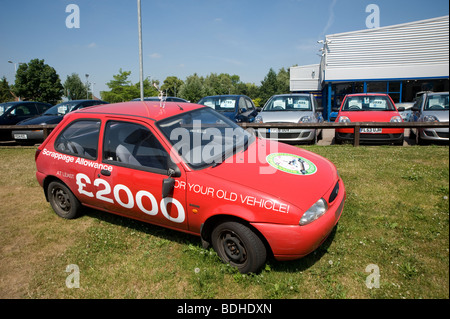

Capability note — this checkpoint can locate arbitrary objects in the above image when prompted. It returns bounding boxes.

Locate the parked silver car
[255,94,323,144]
[410,92,449,144]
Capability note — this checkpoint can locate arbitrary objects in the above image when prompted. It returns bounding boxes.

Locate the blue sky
[1,0,448,97]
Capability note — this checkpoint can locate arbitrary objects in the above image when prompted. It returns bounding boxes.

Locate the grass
[0,144,448,299]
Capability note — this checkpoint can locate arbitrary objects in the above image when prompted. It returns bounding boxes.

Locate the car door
[237,97,256,122]
[97,118,188,230]
[53,119,103,208]
[411,95,424,135]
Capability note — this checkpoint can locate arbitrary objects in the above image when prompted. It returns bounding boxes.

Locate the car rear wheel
[47,181,81,219]
[211,221,266,274]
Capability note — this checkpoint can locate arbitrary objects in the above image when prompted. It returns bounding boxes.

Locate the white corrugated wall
[323,15,449,81]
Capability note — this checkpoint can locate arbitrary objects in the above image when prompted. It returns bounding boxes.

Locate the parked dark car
[197,95,259,123]
[12,99,108,145]
[0,101,52,140]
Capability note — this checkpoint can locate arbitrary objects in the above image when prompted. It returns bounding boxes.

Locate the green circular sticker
[266,153,317,175]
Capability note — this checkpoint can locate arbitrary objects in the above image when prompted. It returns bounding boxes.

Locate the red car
[334,93,404,145]
[35,101,346,273]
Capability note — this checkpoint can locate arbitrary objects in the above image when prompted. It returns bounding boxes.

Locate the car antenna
[177,104,183,110]
[153,83,166,109]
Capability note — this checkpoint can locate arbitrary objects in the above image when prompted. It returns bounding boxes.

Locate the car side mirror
[256,107,262,112]
[397,107,405,112]
[162,177,175,198]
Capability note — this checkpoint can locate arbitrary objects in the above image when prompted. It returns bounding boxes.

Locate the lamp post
[137,0,144,101]
[8,60,23,101]
[85,74,89,99]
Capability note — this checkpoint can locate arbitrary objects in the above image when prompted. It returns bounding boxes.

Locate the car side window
[54,120,101,159]
[245,98,255,110]
[36,103,51,113]
[238,97,247,111]
[103,121,169,173]
[12,104,37,116]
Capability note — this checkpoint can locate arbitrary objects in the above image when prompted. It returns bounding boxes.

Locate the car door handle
[100,169,111,176]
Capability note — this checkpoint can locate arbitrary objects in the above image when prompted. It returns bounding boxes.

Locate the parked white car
[255,94,324,144]
[410,92,449,144]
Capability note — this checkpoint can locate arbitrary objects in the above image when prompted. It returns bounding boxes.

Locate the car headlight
[423,115,439,122]
[299,198,328,226]
[299,116,313,123]
[390,116,403,122]
[338,116,351,123]
[255,115,263,123]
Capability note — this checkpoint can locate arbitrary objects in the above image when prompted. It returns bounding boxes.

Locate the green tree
[161,76,184,97]
[178,74,205,102]
[64,73,89,100]
[0,77,14,102]
[13,59,63,104]
[101,69,138,103]
[259,68,279,105]
[276,67,290,94]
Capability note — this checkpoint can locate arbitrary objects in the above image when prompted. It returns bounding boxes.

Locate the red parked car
[334,93,405,145]
[35,101,346,273]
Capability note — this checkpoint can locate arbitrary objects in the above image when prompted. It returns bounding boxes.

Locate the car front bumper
[12,129,45,143]
[257,128,319,143]
[336,127,404,144]
[418,127,449,141]
[251,178,346,261]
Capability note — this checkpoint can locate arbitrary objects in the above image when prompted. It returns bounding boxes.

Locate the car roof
[200,95,247,98]
[0,101,47,105]
[425,92,448,96]
[271,93,311,97]
[74,101,204,121]
[345,93,388,97]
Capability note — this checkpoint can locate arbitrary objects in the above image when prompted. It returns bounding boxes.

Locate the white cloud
[320,0,338,38]
[87,42,97,48]
[149,53,162,58]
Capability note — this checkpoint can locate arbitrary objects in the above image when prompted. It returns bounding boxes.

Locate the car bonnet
[422,109,449,122]
[338,110,401,122]
[200,139,339,212]
[260,111,315,123]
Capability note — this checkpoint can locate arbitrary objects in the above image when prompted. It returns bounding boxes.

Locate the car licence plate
[360,128,382,133]
[14,134,28,139]
[268,128,290,133]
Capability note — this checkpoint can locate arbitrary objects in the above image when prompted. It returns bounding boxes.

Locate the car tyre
[211,221,266,274]
[47,181,81,219]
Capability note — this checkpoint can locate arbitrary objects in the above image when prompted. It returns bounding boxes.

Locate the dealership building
[290,15,449,120]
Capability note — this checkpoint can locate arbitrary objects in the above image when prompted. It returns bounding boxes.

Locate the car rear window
[54,120,101,159]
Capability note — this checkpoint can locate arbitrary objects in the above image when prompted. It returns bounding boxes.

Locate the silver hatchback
[410,92,449,144]
[255,94,323,144]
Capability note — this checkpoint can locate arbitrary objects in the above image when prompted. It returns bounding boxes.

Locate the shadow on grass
[81,206,339,274]
[82,206,200,247]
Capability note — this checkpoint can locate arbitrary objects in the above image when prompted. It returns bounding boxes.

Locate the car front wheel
[47,181,81,219]
[211,221,267,274]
